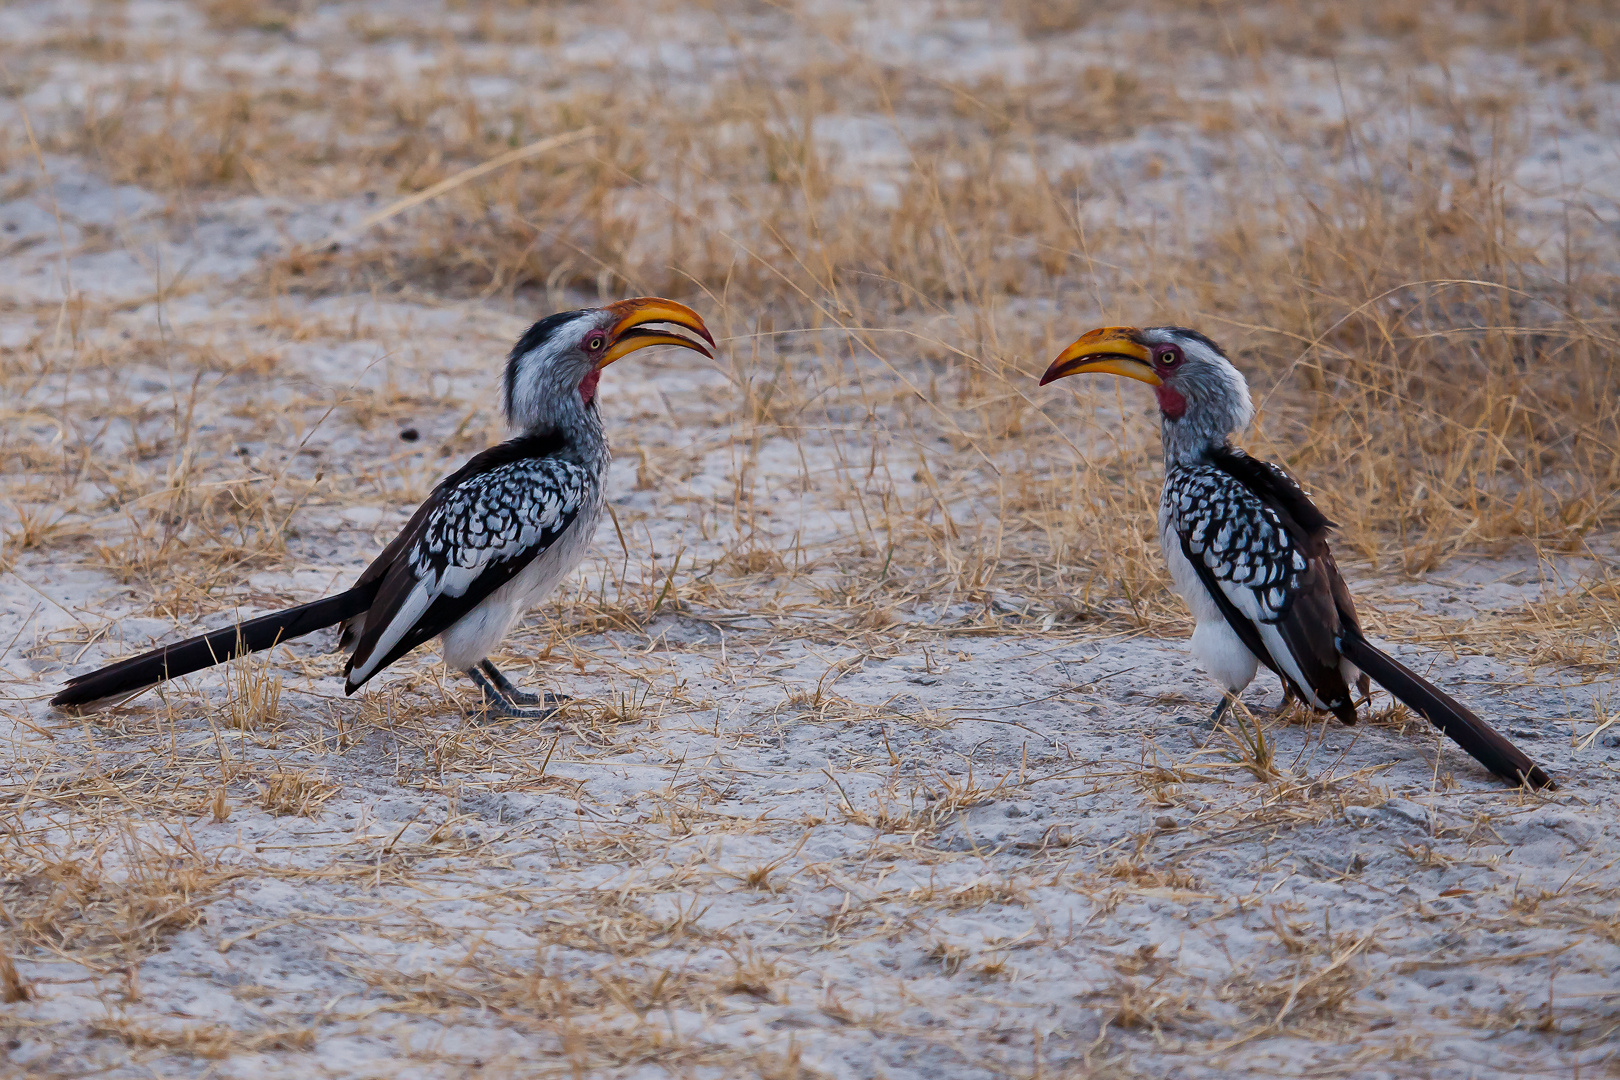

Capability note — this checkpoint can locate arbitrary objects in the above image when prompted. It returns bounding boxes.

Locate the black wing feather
[346,510,575,690]
[1207,445,1335,539]
[1210,449,1360,721]
[1271,553,1358,723]
[1200,442,1551,783]
[354,429,570,590]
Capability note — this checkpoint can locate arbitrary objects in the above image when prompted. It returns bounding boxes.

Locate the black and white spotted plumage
[1043,324,1554,788]
[342,434,598,692]
[1160,448,1361,724]
[53,299,713,718]
[1166,463,1307,622]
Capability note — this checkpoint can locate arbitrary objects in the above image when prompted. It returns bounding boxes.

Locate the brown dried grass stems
[0,823,234,969]
[10,2,1614,629]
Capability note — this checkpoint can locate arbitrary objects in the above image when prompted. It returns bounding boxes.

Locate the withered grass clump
[88,1017,317,1058]
[0,828,232,968]
[256,770,340,817]
[6,0,1613,645]
[225,648,284,731]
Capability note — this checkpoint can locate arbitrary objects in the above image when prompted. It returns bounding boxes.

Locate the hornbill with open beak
[52,298,714,719]
[1040,325,1554,790]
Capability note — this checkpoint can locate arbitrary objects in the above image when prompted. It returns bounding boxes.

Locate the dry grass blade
[314,126,599,251]
[1220,703,1287,784]
[0,953,33,1003]
[256,771,340,817]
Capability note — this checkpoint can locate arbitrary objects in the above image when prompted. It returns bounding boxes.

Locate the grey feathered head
[1039,324,1253,461]
[503,297,714,430]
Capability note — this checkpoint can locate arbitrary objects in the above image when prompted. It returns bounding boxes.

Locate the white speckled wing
[1164,465,1307,627]
[408,458,588,598]
[344,437,597,692]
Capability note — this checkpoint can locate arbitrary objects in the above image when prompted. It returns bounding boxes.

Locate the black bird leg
[466,664,566,721]
[478,659,572,707]
[1208,692,1236,727]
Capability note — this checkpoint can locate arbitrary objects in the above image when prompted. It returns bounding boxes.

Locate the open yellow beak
[1039,326,1161,387]
[598,297,715,368]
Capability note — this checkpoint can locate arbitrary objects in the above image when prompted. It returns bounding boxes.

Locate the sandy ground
[3,2,1619,1077]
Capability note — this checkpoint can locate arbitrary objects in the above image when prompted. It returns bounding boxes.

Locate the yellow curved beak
[1039,326,1161,387]
[599,297,715,368]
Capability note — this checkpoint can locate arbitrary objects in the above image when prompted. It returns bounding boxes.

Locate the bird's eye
[1157,346,1183,368]
[586,335,606,352]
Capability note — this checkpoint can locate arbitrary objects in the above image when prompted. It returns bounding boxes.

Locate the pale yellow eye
[587,335,605,352]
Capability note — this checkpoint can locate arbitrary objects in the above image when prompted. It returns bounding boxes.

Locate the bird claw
[466,665,568,722]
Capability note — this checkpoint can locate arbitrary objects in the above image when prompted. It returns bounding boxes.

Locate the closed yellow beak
[1040,326,1161,387]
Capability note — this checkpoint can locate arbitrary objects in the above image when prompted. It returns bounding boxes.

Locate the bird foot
[466,665,568,723]
[475,699,563,723]
[1194,694,1238,747]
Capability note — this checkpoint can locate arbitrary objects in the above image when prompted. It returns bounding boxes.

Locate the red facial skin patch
[1155,382,1187,420]
[578,368,602,406]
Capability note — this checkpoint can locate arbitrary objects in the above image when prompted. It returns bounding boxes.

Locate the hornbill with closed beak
[52,298,714,719]
[1040,325,1555,790]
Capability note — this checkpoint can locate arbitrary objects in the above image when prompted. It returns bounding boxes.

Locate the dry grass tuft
[1,828,232,968]
[226,651,284,731]
[88,1016,316,1057]
[1103,976,1198,1033]
[1219,705,1287,784]
[1236,924,1381,1026]
[0,953,33,1003]
[255,771,340,817]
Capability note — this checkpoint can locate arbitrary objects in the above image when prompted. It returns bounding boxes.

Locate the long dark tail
[51,587,375,709]
[1339,632,1555,790]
